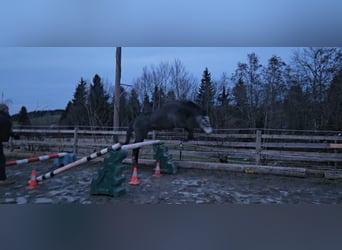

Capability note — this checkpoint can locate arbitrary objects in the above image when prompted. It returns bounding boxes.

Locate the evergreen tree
[127,89,141,124]
[88,74,111,127]
[142,92,152,113]
[166,90,176,102]
[17,106,31,127]
[59,101,73,126]
[232,78,249,127]
[217,85,229,107]
[216,85,231,128]
[152,86,165,111]
[59,78,89,127]
[283,83,307,130]
[118,86,128,127]
[326,70,342,130]
[71,78,89,126]
[196,67,215,116]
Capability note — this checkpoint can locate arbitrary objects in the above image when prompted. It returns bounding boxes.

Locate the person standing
[0,103,16,185]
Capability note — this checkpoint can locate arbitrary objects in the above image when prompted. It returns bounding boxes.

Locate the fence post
[73,126,79,154]
[255,130,262,165]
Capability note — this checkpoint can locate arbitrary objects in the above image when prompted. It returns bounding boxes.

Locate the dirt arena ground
[1,154,342,204]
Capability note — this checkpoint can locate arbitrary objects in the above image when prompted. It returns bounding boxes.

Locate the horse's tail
[125,121,134,144]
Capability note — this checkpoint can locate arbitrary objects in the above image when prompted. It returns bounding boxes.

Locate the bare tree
[292,47,342,129]
[170,59,196,100]
[262,55,287,128]
[232,53,263,127]
[133,59,197,104]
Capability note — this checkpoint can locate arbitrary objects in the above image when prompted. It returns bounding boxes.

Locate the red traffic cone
[129,166,140,185]
[153,162,161,177]
[27,169,38,189]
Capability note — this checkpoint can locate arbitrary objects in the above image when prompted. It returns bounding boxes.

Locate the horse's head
[196,114,213,134]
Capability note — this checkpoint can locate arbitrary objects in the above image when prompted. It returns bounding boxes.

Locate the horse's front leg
[132,147,139,166]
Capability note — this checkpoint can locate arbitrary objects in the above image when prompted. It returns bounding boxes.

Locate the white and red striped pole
[6,152,69,167]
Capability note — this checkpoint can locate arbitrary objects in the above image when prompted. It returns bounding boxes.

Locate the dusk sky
[0,47,298,114]
[1,0,341,115]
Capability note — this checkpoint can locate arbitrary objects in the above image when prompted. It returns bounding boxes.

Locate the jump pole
[33,140,161,183]
[121,140,161,151]
[6,152,69,167]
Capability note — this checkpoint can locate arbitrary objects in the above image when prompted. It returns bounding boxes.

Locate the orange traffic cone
[153,162,161,177]
[129,166,140,185]
[27,169,38,189]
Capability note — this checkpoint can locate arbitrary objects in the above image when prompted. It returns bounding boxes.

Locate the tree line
[16,47,342,131]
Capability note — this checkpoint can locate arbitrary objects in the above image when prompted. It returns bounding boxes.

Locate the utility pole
[113,47,121,142]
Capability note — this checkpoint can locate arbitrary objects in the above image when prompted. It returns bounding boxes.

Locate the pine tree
[142,92,152,113]
[127,89,141,124]
[152,86,165,111]
[118,86,128,127]
[283,83,307,130]
[216,85,230,127]
[59,78,89,127]
[326,70,342,130]
[59,101,73,126]
[71,78,89,126]
[17,106,31,127]
[166,90,176,102]
[196,67,215,116]
[88,74,111,127]
[232,78,249,127]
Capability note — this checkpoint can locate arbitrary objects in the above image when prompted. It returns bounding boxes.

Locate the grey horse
[125,100,213,165]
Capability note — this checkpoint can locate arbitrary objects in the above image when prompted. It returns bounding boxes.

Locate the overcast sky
[1,1,341,114]
[0,47,299,114]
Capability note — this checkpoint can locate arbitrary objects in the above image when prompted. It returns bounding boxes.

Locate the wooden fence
[6,126,342,170]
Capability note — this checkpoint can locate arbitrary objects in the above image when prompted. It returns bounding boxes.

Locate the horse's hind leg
[185,128,194,141]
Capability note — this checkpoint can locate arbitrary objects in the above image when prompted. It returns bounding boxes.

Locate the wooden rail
[6,127,342,170]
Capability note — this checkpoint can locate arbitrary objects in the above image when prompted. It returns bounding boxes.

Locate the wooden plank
[10,139,342,163]
[122,158,307,177]
[176,161,307,177]
[263,142,331,149]
[324,170,342,179]
[12,128,342,141]
[262,134,342,142]
[330,143,342,149]
[8,128,342,167]
[162,140,257,148]
[262,150,342,162]
[163,140,332,150]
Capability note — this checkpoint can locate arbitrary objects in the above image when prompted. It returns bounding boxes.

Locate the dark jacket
[0,110,11,142]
